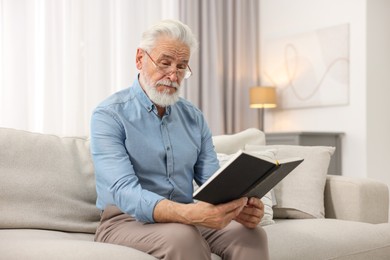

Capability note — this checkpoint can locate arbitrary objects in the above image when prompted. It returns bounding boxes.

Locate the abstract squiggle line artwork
[262,24,350,109]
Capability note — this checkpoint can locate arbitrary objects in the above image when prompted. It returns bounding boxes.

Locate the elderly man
[90,19,269,260]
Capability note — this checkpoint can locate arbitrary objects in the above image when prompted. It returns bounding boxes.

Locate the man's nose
[166,69,179,82]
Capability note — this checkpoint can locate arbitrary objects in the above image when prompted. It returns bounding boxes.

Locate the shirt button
[166,146,170,151]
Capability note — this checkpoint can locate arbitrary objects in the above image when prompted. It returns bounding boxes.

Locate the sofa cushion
[245,144,335,219]
[264,219,390,260]
[0,229,94,241]
[0,237,157,260]
[0,229,222,260]
[0,128,100,233]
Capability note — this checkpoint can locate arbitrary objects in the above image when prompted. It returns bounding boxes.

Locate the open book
[193,150,304,205]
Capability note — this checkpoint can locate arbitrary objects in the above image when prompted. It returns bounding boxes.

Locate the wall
[366,0,390,186]
[260,0,390,186]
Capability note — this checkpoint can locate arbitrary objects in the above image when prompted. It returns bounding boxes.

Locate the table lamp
[249,86,277,131]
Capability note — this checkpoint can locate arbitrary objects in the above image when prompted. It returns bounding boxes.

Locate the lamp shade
[249,86,277,108]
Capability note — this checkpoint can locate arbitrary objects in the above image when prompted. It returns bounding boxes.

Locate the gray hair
[139,19,198,55]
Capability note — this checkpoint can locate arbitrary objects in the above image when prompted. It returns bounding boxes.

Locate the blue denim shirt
[90,77,219,223]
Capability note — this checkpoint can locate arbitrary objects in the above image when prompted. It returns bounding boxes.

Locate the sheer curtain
[0,0,260,136]
[179,0,260,135]
[0,0,178,136]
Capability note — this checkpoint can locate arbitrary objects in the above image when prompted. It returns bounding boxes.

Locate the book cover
[193,150,303,205]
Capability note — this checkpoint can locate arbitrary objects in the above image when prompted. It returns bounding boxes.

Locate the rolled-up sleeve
[90,108,164,223]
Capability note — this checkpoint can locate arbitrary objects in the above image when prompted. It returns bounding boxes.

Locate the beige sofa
[1,127,389,260]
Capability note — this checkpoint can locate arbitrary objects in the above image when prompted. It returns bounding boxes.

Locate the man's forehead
[151,38,190,60]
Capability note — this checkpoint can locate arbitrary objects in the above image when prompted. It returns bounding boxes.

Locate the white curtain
[0,0,260,136]
[0,0,178,136]
[179,0,260,135]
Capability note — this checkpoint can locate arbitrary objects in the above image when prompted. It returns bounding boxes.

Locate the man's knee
[160,224,211,260]
[225,226,269,259]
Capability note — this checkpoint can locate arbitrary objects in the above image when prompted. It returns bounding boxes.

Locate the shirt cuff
[135,190,165,223]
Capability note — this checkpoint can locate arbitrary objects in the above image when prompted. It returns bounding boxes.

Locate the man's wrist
[153,199,192,225]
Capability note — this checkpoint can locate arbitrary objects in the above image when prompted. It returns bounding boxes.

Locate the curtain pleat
[179,0,260,135]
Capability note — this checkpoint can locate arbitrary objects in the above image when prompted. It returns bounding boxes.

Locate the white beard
[141,71,181,107]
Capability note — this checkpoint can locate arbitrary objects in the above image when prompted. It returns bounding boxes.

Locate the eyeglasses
[144,51,192,79]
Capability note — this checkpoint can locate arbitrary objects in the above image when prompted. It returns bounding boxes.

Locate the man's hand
[186,197,248,229]
[154,197,248,230]
[234,197,264,229]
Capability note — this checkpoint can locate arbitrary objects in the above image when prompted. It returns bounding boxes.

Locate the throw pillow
[244,144,335,219]
[212,128,266,155]
[217,152,275,226]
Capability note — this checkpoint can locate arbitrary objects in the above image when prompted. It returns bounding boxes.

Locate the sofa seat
[3,219,390,260]
[0,229,155,260]
[0,229,222,260]
[265,219,390,259]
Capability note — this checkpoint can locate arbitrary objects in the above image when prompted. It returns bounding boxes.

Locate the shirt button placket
[161,121,174,179]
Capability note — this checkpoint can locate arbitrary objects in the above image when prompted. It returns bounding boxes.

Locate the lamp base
[258,108,264,132]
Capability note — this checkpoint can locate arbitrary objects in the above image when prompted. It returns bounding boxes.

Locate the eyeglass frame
[144,50,192,79]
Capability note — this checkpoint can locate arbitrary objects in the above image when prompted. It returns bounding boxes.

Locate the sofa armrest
[324,175,389,224]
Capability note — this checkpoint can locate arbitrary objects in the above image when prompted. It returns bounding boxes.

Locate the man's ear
[136,48,144,70]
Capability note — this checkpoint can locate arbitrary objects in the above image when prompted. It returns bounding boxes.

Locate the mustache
[155,80,180,89]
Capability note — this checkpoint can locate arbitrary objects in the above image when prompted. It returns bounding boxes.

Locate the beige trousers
[95,205,269,260]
